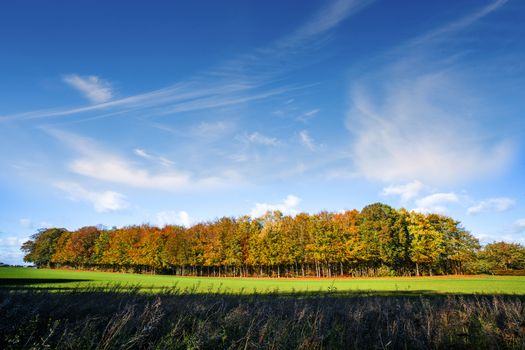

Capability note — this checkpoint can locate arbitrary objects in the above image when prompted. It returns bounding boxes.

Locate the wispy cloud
[134,148,152,159]
[407,0,508,48]
[55,182,128,213]
[287,0,371,43]
[382,180,424,203]
[134,148,174,167]
[413,192,459,214]
[212,0,371,81]
[250,195,301,218]
[467,197,516,215]
[347,0,513,186]
[348,72,513,185]
[242,132,280,146]
[299,130,315,151]
[297,108,320,122]
[191,120,236,141]
[1,1,371,124]
[47,128,240,191]
[63,74,113,104]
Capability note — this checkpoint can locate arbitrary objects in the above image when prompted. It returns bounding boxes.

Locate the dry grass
[1,287,524,349]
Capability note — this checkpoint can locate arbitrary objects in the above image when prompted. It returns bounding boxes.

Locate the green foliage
[475,242,525,273]
[21,228,67,267]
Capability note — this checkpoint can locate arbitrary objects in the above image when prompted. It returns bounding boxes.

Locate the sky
[1,0,524,264]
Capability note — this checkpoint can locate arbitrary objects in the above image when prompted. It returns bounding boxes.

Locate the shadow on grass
[0,281,522,298]
[2,287,524,350]
[0,278,91,287]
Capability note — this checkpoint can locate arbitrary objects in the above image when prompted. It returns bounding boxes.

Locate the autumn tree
[21,203,504,278]
[479,242,525,272]
[408,212,444,276]
[22,228,68,267]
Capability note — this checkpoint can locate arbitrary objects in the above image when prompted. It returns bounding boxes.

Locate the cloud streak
[63,74,113,104]
[407,0,508,48]
[1,0,372,124]
[134,148,174,167]
[299,130,315,151]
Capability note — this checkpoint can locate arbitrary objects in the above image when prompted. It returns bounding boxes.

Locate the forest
[21,203,525,277]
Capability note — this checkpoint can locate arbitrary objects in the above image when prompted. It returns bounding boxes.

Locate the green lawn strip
[1,267,524,294]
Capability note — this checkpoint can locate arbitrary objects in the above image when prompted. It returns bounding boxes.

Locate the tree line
[21,203,525,277]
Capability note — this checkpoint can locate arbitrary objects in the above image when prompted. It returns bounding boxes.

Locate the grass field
[2,268,525,348]
[1,267,524,294]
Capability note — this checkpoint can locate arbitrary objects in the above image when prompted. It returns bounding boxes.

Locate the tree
[431,215,480,274]
[22,228,68,267]
[408,212,444,276]
[479,242,525,272]
[131,226,167,273]
[54,226,100,268]
[19,204,486,277]
[358,203,401,274]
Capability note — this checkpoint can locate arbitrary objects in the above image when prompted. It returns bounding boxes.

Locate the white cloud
[63,74,113,103]
[382,180,424,203]
[55,182,129,213]
[348,73,513,185]
[467,197,516,215]
[347,0,513,186]
[250,195,301,217]
[134,148,152,159]
[156,210,191,228]
[47,128,239,191]
[413,192,459,214]
[299,130,315,151]
[243,132,280,146]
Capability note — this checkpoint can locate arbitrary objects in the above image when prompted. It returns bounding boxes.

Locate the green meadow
[1,267,524,294]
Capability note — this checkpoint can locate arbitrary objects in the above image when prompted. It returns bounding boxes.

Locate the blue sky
[1,0,524,264]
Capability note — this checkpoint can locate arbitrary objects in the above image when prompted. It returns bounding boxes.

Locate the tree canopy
[21,203,523,277]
